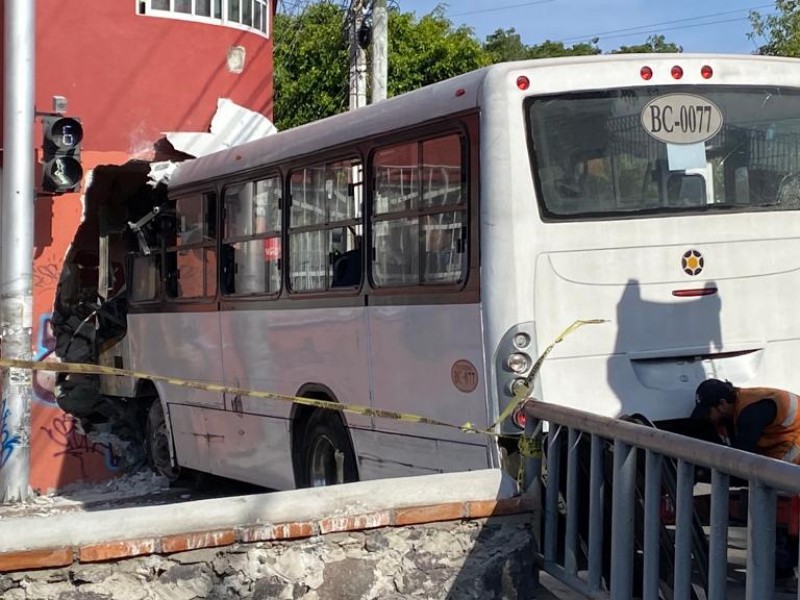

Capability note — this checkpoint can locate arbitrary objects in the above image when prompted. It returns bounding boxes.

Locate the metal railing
[522,402,800,600]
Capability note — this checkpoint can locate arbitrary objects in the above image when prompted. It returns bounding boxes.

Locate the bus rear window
[527,86,800,219]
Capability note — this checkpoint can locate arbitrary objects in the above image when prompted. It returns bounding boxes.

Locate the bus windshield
[528,86,800,218]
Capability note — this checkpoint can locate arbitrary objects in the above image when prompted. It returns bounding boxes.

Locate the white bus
[107,53,800,487]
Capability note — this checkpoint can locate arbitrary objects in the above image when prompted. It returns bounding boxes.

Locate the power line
[449,0,557,18]
[559,4,774,44]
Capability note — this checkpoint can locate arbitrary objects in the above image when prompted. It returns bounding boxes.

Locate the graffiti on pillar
[33,262,62,297]
[32,313,58,406]
[40,413,122,477]
[0,398,21,470]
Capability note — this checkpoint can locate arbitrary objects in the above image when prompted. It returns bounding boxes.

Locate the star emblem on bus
[681,249,704,276]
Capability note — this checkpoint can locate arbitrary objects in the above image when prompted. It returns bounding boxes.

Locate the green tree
[386,7,489,96]
[274,3,489,129]
[750,0,800,56]
[273,2,349,130]
[484,28,530,62]
[610,34,683,54]
[526,39,601,59]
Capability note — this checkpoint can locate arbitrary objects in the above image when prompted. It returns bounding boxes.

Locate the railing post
[610,439,635,600]
[746,480,776,600]
[523,415,542,590]
[565,428,580,575]
[674,459,695,599]
[587,433,604,592]
[708,469,730,600]
[544,425,562,563]
[643,450,662,600]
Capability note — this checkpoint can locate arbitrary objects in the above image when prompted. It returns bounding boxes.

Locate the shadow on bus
[609,278,722,420]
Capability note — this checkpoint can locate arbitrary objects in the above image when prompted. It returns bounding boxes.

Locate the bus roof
[169,53,800,190]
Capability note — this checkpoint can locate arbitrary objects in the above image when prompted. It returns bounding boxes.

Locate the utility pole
[0,0,35,503]
[371,0,388,103]
[348,0,367,111]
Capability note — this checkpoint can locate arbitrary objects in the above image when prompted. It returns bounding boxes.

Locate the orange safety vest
[733,387,800,465]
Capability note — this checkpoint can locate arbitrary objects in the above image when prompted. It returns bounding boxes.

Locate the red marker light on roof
[455,88,466,97]
[640,66,653,80]
[671,65,684,80]
[701,65,713,79]
[516,75,530,91]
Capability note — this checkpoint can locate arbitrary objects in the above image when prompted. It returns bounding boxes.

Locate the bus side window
[129,254,161,302]
[372,133,467,287]
[166,191,217,299]
[289,160,362,292]
[222,177,282,297]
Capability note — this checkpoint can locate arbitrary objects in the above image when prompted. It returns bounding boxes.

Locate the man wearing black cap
[692,378,800,464]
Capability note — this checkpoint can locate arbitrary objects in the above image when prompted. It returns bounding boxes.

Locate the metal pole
[348,0,367,111]
[0,0,35,503]
[371,0,387,103]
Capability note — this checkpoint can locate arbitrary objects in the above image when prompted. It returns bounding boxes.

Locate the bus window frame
[220,174,283,299]
[367,129,471,295]
[165,190,219,303]
[286,155,365,297]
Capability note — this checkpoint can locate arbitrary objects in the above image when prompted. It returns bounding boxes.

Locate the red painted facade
[1,1,275,492]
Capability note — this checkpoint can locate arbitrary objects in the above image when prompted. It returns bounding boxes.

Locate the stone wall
[0,515,535,600]
[0,471,539,599]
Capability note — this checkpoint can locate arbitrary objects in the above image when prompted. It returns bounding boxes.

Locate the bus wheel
[297,410,358,488]
[145,400,180,481]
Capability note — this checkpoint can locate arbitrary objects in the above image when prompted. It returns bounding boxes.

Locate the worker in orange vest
[691,378,800,465]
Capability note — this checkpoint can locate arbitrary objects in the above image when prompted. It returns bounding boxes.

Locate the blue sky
[397,1,777,54]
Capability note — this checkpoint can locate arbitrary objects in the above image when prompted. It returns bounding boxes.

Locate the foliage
[386,7,489,96]
[274,3,488,129]
[273,2,350,130]
[749,0,800,56]
[484,28,600,62]
[610,35,683,54]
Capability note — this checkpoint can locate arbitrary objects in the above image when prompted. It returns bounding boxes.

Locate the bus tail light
[506,352,532,374]
[511,403,528,429]
[672,287,718,297]
[640,66,653,80]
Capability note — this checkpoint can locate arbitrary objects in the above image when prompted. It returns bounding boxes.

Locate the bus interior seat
[777,173,800,209]
[331,248,361,287]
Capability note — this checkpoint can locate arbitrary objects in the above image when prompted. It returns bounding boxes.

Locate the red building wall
[1,1,275,492]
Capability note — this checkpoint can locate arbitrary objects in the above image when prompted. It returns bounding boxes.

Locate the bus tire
[145,399,180,481]
[296,410,358,488]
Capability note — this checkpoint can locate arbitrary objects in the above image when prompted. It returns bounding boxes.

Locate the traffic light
[41,115,84,193]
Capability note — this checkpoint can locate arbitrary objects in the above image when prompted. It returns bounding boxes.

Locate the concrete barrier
[0,470,540,599]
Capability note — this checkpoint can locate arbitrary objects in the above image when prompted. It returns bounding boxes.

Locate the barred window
[289,159,363,292]
[222,177,282,296]
[166,192,218,299]
[372,134,467,287]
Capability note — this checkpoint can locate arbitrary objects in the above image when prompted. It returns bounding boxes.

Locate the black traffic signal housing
[41,115,84,193]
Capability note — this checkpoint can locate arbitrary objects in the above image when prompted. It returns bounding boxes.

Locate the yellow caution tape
[477,319,608,433]
[0,318,606,438]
